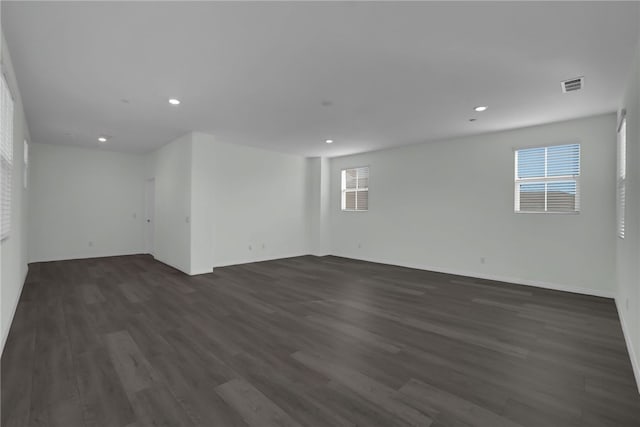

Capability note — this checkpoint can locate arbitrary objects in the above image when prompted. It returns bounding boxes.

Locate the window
[617,116,627,238]
[341,166,369,211]
[514,143,580,213]
[23,140,28,189]
[1,73,14,240]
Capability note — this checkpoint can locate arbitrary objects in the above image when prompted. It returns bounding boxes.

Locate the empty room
[1,1,640,426]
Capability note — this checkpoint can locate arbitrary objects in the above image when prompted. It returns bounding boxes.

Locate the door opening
[145,178,155,255]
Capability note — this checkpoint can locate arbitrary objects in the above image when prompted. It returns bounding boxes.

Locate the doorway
[145,178,155,255]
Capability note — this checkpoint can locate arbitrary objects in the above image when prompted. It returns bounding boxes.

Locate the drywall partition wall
[28,143,147,262]
[191,132,309,268]
[319,157,331,255]
[189,134,214,275]
[307,157,331,256]
[1,33,31,353]
[149,133,192,274]
[617,38,640,391]
[307,158,321,254]
[330,114,617,297]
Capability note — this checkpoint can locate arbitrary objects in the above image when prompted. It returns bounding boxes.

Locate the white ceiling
[2,1,639,156]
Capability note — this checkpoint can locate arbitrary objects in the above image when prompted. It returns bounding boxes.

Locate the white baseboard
[310,252,332,257]
[152,255,190,275]
[331,254,615,299]
[189,267,214,276]
[616,298,640,394]
[1,265,29,357]
[29,249,146,264]
[453,270,615,299]
[150,255,214,276]
[213,252,310,269]
[28,251,616,300]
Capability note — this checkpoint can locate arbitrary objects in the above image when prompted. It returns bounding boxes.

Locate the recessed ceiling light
[474,106,488,112]
[98,136,108,142]
[325,139,334,144]
[169,98,181,105]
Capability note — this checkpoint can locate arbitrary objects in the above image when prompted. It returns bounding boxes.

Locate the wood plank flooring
[2,254,640,427]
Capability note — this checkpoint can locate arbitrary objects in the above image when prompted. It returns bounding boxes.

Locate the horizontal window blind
[515,143,580,213]
[341,166,368,211]
[617,117,626,238]
[1,73,14,240]
[23,139,28,189]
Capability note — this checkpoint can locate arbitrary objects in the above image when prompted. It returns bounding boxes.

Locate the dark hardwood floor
[2,254,640,427]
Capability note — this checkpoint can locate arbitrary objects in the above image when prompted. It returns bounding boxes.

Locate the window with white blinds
[617,116,627,238]
[1,73,14,240]
[23,140,29,189]
[341,166,369,211]
[514,143,580,213]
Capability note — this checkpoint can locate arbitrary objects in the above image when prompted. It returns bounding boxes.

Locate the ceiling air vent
[561,77,584,93]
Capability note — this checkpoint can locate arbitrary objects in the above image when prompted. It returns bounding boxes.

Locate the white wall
[1,33,31,353]
[28,144,146,262]
[26,130,312,277]
[319,157,331,255]
[190,134,213,274]
[191,132,309,269]
[330,114,617,297]
[617,37,640,391]
[307,157,331,256]
[148,133,192,274]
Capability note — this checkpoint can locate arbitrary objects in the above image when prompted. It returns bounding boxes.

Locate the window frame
[617,113,627,239]
[341,166,369,212]
[23,139,29,190]
[513,142,581,214]
[1,71,14,240]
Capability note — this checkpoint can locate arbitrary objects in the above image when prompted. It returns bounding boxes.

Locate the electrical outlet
[480,257,486,264]
[262,243,265,250]
[88,241,93,247]
[358,243,362,249]
[132,212,137,219]
[248,245,252,251]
